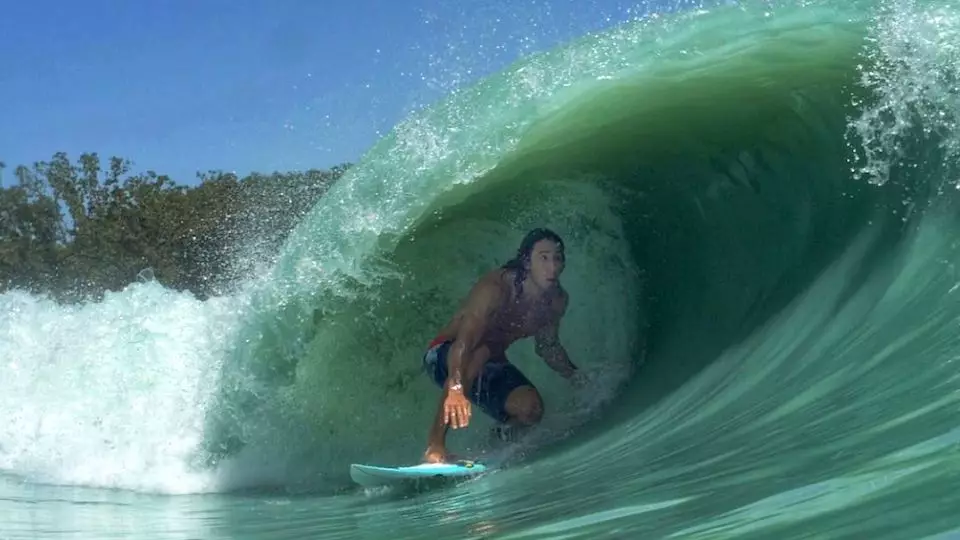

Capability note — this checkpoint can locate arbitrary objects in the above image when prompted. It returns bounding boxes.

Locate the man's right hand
[444,387,472,429]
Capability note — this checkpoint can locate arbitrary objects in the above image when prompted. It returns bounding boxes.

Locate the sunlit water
[4,0,960,538]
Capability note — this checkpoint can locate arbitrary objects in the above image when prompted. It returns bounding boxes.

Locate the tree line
[0,152,350,303]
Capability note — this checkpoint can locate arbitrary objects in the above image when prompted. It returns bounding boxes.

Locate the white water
[0,283,242,494]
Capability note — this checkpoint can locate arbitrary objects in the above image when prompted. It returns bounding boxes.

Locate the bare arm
[535,292,578,378]
[446,276,503,392]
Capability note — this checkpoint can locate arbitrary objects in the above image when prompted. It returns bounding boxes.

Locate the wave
[2,0,958,503]
[199,0,900,492]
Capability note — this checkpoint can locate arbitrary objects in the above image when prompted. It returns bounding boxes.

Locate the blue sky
[1,0,684,186]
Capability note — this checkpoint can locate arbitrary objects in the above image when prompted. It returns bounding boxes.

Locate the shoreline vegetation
[0,153,351,303]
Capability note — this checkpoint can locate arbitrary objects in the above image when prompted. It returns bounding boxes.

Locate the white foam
[0,283,242,494]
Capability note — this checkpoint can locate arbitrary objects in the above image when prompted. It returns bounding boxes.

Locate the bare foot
[423,445,447,464]
[423,446,463,464]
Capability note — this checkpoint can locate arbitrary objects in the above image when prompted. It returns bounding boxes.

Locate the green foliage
[0,152,350,302]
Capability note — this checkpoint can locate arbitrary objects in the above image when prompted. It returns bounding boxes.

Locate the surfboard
[349,460,487,488]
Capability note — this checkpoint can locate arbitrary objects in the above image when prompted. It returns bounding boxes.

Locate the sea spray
[0,284,242,493]
[847,0,960,193]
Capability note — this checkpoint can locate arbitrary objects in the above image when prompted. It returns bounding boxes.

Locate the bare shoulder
[463,270,510,313]
[480,269,512,296]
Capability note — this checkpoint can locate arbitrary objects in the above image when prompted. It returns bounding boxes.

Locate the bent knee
[506,386,543,425]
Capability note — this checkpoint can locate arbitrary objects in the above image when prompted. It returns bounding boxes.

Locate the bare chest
[491,299,552,340]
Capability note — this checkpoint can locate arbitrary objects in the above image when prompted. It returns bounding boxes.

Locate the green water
[3,0,960,538]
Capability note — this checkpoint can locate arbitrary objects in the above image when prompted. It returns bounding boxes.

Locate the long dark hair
[501,228,565,298]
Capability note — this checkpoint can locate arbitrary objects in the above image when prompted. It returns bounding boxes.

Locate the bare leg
[423,394,450,463]
[504,386,543,424]
[422,344,491,463]
[488,386,543,443]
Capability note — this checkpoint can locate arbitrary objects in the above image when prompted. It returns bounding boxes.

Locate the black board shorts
[422,338,534,424]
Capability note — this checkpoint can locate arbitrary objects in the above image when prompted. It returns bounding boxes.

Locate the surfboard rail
[350,460,487,488]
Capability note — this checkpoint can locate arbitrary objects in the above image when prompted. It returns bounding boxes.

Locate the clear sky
[0,0,688,186]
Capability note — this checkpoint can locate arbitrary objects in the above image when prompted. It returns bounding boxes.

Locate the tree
[0,152,350,302]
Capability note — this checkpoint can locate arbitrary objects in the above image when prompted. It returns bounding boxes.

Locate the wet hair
[500,228,565,298]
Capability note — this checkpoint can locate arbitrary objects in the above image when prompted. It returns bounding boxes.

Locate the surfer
[421,228,580,464]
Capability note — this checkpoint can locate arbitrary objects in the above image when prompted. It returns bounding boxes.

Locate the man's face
[526,239,565,290]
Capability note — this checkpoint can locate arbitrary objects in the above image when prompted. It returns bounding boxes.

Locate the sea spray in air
[847,0,960,191]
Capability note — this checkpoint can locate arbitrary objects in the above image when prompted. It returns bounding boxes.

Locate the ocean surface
[3,0,960,538]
